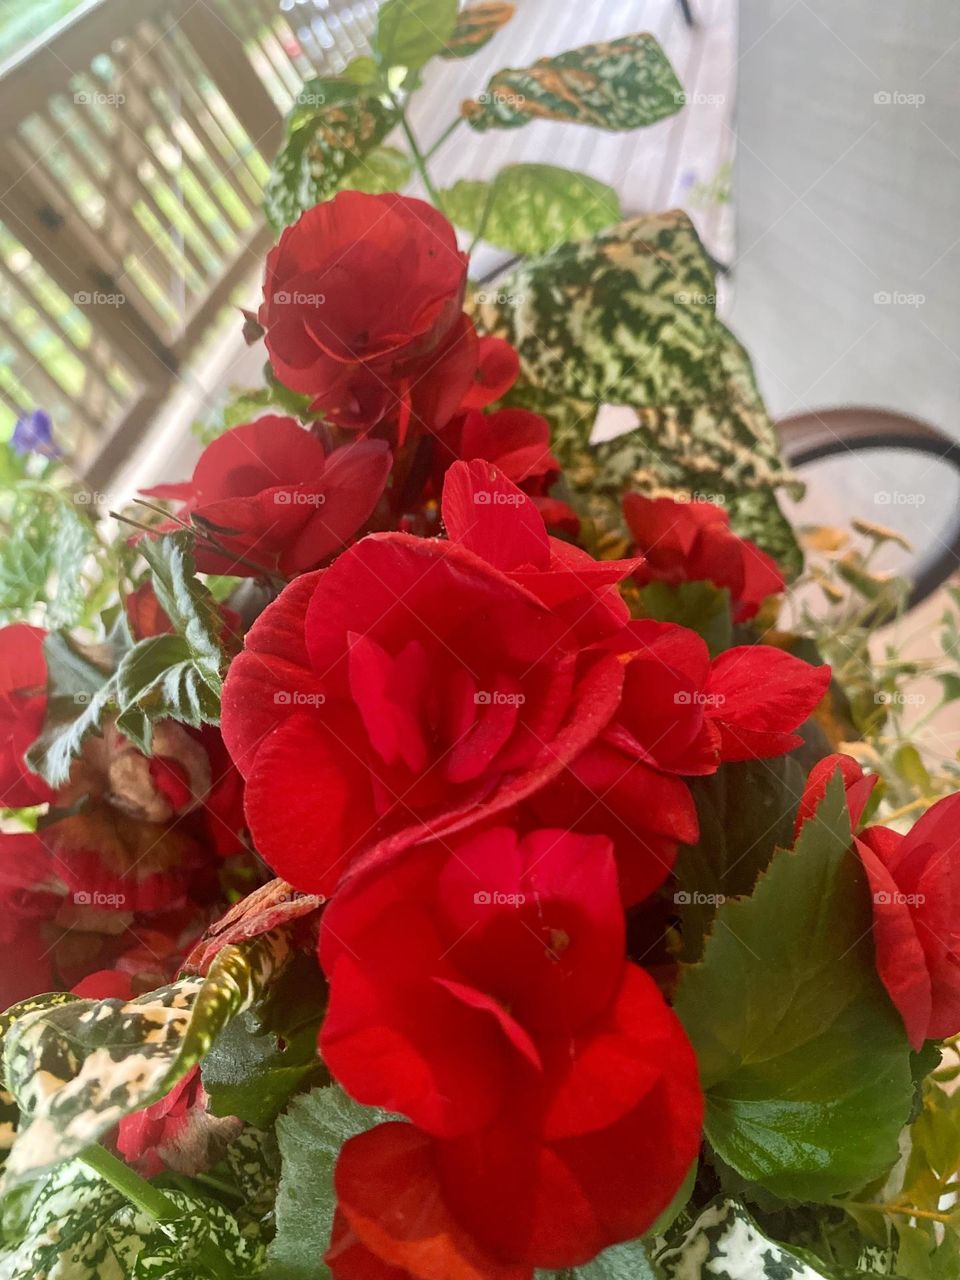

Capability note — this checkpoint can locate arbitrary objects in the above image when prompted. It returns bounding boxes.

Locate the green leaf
[203,952,328,1128]
[202,1014,325,1130]
[373,0,458,71]
[637,580,733,655]
[264,83,398,231]
[462,33,683,131]
[674,754,807,962]
[26,533,224,785]
[1,933,291,1188]
[0,1158,263,1279]
[440,1,515,57]
[936,672,960,704]
[346,144,414,194]
[267,1085,399,1280]
[0,485,97,628]
[657,1198,853,1280]
[0,993,79,1170]
[24,676,115,790]
[536,1238,661,1280]
[674,774,914,1201]
[441,164,621,255]
[892,743,931,792]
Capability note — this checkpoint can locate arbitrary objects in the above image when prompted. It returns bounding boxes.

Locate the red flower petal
[332,1124,529,1280]
[706,646,830,761]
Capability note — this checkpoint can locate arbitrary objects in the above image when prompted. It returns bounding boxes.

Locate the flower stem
[425,116,463,160]
[876,795,937,825]
[840,1198,956,1224]
[392,95,443,207]
[79,1145,233,1280]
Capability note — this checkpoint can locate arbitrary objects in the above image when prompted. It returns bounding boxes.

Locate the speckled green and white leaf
[0,994,79,1161]
[462,34,683,131]
[0,1160,126,1279]
[478,213,802,572]
[474,210,718,406]
[656,1199,845,1280]
[105,1192,263,1279]
[440,1,514,57]
[2,933,290,1188]
[0,1160,261,1279]
[264,86,398,231]
[225,1124,281,1227]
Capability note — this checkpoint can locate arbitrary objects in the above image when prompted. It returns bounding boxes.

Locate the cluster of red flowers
[10,191,925,1273]
[0,605,246,1007]
[220,451,827,1271]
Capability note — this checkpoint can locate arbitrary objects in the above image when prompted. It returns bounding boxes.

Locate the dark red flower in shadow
[623,493,784,621]
[143,415,391,577]
[0,624,55,808]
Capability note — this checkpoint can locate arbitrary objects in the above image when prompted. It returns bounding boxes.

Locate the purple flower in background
[11,410,60,458]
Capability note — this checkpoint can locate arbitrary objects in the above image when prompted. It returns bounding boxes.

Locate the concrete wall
[730,0,960,435]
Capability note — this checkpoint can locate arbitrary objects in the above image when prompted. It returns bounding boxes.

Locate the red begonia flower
[320,828,625,1136]
[116,1064,239,1177]
[623,493,785,622]
[72,969,135,1000]
[441,460,635,643]
[328,1128,528,1280]
[259,192,476,433]
[794,751,877,840]
[459,337,521,411]
[0,623,55,807]
[320,826,702,1274]
[529,623,830,902]
[437,409,579,535]
[856,794,960,1049]
[0,831,61,1005]
[221,469,630,895]
[143,415,391,577]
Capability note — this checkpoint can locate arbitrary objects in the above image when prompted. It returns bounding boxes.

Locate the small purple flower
[11,409,60,457]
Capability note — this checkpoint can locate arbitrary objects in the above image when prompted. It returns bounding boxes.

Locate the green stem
[425,116,463,159]
[79,1146,233,1280]
[467,180,498,255]
[391,95,442,207]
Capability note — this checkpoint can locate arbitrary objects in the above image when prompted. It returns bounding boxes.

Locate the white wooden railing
[0,0,377,482]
